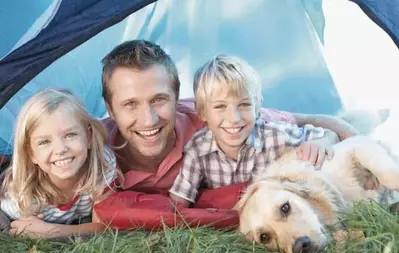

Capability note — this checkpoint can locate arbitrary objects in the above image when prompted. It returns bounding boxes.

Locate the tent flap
[0,0,157,109]
[349,0,399,48]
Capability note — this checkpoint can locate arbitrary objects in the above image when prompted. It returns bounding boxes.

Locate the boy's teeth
[224,127,241,134]
[137,128,160,136]
[54,158,73,166]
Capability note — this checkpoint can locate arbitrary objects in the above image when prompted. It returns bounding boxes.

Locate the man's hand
[296,142,334,169]
[10,215,58,238]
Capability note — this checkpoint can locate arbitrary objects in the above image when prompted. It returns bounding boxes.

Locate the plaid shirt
[169,120,324,202]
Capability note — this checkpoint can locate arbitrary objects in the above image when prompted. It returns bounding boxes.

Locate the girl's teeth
[54,158,73,166]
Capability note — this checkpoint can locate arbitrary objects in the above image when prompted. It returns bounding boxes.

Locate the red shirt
[102,98,295,194]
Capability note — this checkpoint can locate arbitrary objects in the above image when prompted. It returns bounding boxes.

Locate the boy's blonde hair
[1,89,113,214]
[194,54,263,119]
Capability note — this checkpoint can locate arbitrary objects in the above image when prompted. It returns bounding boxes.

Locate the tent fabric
[0,0,398,156]
[0,0,342,155]
[349,0,399,49]
[0,0,156,109]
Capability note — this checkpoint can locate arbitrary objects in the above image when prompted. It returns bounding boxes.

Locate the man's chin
[136,146,165,159]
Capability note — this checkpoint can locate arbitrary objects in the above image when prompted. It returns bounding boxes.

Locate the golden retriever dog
[234,109,399,253]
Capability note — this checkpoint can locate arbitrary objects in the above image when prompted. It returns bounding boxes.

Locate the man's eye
[154,97,167,103]
[125,101,137,107]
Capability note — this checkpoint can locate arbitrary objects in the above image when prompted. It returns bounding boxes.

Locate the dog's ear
[280,181,312,200]
[275,174,336,224]
[233,183,260,214]
[268,173,313,199]
[377,108,390,124]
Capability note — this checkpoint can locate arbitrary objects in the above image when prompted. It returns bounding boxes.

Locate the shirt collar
[198,128,220,157]
[245,120,265,150]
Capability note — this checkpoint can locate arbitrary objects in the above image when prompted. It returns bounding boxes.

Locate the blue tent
[0,0,398,156]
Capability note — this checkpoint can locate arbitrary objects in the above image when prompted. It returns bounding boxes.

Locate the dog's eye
[259,233,271,243]
[280,202,291,216]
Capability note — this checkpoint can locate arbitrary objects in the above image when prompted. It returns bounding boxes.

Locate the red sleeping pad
[94,183,247,230]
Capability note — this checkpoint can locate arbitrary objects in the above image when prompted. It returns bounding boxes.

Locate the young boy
[169,55,338,207]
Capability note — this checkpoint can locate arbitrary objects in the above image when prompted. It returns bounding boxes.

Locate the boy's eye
[240,102,252,107]
[214,104,226,109]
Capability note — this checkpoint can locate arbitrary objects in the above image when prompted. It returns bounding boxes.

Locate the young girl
[0,88,120,238]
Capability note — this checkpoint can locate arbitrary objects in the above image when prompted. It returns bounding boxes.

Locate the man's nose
[140,104,159,126]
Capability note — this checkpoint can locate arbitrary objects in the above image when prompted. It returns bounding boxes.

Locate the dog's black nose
[292,236,312,253]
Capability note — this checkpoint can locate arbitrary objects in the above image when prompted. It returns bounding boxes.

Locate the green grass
[1,201,398,253]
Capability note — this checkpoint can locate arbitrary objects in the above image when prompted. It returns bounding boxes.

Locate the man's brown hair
[101,40,180,105]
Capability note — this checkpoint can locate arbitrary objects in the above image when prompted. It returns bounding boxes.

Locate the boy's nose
[228,107,242,123]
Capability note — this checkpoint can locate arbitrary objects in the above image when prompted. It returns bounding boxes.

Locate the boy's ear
[200,114,207,123]
[198,109,208,123]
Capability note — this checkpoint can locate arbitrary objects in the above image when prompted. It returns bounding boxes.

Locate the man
[101,40,358,194]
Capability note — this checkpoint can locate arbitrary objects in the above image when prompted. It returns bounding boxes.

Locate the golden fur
[234,111,399,253]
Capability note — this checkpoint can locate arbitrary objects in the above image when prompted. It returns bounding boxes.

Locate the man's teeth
[137,128,161,136]
[54,158,73,166]
[224,127,242,134]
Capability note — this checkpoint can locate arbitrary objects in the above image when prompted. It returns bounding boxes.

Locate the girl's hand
[296,142,334,169]
[10,215,58,238]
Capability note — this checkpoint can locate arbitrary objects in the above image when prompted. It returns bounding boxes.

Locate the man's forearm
[293,113,359,141]
[308,129,339,147]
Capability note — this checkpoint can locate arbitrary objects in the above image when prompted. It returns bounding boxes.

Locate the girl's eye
[66,133,77,138]
[38,140,50,146]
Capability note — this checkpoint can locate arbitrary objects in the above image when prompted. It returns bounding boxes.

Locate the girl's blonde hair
[193,54,263,119]
[1,88,112,214]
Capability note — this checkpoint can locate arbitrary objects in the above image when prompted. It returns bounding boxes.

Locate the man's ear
[233,183,260,214]
[105,102,115,119]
